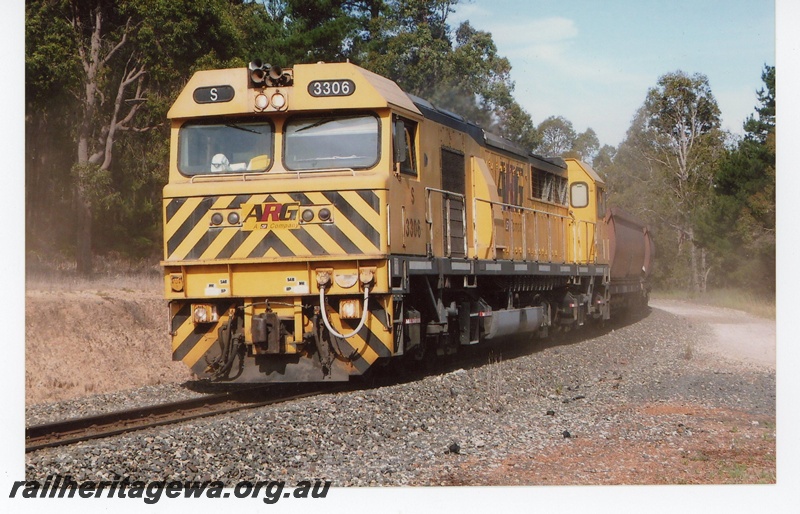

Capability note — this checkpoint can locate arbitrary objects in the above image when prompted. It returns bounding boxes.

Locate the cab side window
[570,182,589,208]
[597,189,607,218]
[395,117,417,177]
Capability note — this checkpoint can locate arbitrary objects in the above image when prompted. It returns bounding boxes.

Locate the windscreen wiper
[295,118,336,133]
[225,123,262,135]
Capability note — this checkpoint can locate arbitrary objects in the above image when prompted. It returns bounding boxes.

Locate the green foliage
[350,1,539,149]
[132,0,248,80]
[604,67,775,295]
[592,144,616,175]
[702,65,775,293]
[94,129,170,258]
[570,127,600,163]
[643,70,721,139]
[534,116,599,163]
[536,116,576,156]
[743,66,775,145]
[20,0,652,268]
[72,162,120,212]
[25,1,81,104]
[494,102,539,151]
[282,0,360,62]
[26,1,82,254]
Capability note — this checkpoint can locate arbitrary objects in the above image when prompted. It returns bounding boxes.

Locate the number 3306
[308,80,355,97]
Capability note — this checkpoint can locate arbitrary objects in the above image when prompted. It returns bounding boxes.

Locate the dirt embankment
[26,287,192,405]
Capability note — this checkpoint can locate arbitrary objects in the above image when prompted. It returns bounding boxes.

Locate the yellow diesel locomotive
[163,61,652,382]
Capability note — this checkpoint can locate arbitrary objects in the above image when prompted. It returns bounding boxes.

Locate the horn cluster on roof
[248,60,293,88]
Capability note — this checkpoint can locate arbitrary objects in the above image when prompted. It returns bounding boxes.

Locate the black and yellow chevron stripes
[164,190,383,261]
[169,299,393,378]
[323,302,392,375]
[170,302,236,376]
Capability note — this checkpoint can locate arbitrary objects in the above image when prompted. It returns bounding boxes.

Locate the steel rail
[26,385,345,453]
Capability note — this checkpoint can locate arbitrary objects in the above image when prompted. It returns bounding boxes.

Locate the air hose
[318,284,370,339]
[208,312,242,380]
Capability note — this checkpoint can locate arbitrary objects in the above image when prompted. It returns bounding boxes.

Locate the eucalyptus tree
[27,0,147,274]
[26,0,256,272]
[534,116,598,163]
[349,0,539,149]
[612,70,724,292]
[570,127,600,163]
[535,116,575,156]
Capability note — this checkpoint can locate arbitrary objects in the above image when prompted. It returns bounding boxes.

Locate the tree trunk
[71,6,141,276]
[75,189,93,275]
[76,107,94,275]
[75,74,97,275]
[700,248,711,293]
[688,228,700,293]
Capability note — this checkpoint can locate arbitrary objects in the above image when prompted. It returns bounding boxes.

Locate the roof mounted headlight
[255,93,269,111]
[271,92,286,110]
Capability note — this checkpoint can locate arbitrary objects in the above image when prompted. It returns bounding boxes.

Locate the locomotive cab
[565,158,609,266]
[164,62,424,381]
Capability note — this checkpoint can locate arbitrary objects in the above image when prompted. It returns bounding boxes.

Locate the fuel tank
[605,207,655,280]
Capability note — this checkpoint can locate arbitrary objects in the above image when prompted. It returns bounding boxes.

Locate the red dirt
[438,402,775,486]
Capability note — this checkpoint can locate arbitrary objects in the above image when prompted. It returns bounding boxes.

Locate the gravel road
[649,299,776,370]
[25,301,777,492]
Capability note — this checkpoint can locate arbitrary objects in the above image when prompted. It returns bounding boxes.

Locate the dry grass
[27,252,162,291]
[652,288,775,319]
[26,271,162,293]
[484,353,505,413]
[25,259,191,405]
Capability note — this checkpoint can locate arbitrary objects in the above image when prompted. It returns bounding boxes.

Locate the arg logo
[243,202,300,230]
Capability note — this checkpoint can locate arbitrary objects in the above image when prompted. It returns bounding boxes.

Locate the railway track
[25,322,620,454]
[25,384,345,453]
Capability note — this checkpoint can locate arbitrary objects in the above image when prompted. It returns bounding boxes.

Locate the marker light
[170,273,184,292]
[228,212,240,225]
[301,209,315,222]
[210,213,223,225]
[339,299,362,320]
[318,208,331,221]
[192,304,219,324]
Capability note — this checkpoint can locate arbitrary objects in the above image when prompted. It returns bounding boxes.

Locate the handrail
[571,219,598,265]
[473,197,572,262]
[188,167,357,183]
[425,187,468,258]
[421,188,605,266]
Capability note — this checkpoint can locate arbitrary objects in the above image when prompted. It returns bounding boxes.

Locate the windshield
[178,120,273,175]
[284,114,379,171]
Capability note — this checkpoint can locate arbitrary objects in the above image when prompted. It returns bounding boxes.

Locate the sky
[448,0,776,148]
